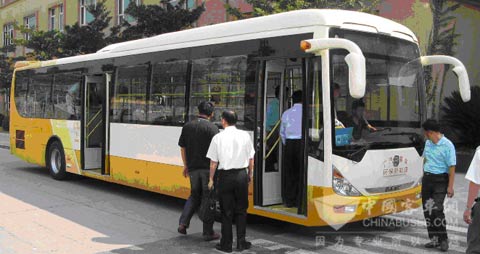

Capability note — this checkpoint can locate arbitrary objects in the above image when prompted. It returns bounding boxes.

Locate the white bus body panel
[332,148,423,196]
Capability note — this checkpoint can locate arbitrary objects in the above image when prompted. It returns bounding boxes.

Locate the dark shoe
[440,241,449,252]
[215,243,232,253]
[424,241,439,248]
[203,232,220,241]
[285,203,295,208]
[237,241,252,251]
[177,224,187,235]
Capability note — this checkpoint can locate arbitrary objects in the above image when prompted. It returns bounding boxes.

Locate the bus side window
[113,65,149,124]
[52,72,82,120]
[190,55,255,130]
[308,57,323,160]
[14,72,30,117]
[28,74,54,119]
[148,60,188,126]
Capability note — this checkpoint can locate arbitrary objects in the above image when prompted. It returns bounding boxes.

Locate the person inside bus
[332,82,346,128]
[265,86,280,172]
[280,90,303,208]
[343,99,377,140]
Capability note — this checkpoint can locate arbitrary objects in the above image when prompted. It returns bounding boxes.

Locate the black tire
[47,141,68,180]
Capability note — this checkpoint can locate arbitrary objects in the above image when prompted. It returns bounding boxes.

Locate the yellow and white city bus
[9,9,470,227]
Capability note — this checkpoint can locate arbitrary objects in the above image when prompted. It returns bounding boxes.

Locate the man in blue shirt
[421,119,456,252]
[280,90,303,208]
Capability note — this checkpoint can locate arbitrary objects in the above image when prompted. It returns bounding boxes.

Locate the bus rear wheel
[47,141,68,180]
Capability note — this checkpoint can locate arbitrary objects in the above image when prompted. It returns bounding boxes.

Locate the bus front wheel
[47,141,68,180]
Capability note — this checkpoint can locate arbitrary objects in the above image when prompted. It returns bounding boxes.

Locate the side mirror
[301,38,366,99]
[421,55,471,102]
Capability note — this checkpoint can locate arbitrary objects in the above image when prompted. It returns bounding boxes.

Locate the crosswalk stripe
[384,215,469,234]
[322,244,383,254]
[251,238,382,254]
[250,239,314,253]
[379,232,467,253]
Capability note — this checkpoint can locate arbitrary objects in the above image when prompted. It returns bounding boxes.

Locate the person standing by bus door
[280,90,303,208]
[421,119,456,252]
[207,110,255,253]
[464,146,480,254]
[177,101,220,241]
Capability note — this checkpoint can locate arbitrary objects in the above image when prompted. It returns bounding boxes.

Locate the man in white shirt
[207,110,255,253]
[464,146,480,254]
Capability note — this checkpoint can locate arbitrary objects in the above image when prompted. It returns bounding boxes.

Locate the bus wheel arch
[46,137,68,180]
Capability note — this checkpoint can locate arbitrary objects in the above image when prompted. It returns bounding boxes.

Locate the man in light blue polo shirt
[421,119,456,252]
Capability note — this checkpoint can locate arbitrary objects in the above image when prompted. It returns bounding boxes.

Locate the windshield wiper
[347,143,371,160]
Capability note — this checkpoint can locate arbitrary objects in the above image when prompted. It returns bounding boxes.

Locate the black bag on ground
[198,189,216,224]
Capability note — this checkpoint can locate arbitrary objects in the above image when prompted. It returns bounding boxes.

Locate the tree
[226,0,380,19]
[424,1,461,119]
[441,86,480,149]
[15,0,114,59]
[62,0,114,55]
[117,0,205,41]
[15,29,64,60]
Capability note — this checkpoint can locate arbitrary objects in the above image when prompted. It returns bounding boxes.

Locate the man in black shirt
[178,101,220,241]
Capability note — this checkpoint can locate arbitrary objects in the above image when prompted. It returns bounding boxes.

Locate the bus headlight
[333,169,362,196]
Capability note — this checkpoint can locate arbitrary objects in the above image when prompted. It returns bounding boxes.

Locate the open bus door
[82,74,110,174]
[261,60,285,206]
[255,58,308,215]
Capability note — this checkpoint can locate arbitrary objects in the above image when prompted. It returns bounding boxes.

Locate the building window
[168,0,193,9]
[80,0,96,25]
[117,0,140,24]
[58,4,64,31]
[49,8,56,31]
[3,23,14,47]
[24,15,36,40]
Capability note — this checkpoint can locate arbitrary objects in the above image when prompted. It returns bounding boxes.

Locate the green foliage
[15,0,112,59]
[441,86,480,149]
[116,0,205,41]
[424,1,461,118]
[15,29,64,60]
[226,0,380,19]
[62,0,113,55]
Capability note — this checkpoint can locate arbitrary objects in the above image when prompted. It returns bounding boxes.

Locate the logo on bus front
[383,155,408,177]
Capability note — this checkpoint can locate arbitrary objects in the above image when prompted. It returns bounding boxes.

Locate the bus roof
[18,9,418,70]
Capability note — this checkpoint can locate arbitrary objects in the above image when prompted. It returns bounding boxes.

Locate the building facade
[0,0,479,118]
[0,0,252,56]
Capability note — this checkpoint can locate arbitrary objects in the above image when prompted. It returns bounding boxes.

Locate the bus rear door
[82,74,109,174]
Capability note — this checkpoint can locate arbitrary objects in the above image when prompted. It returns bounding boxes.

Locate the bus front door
[261,60,285,206]
[82,75,107,172]
[258,58,306,215]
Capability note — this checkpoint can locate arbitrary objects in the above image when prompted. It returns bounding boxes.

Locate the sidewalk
[0,131,9,149]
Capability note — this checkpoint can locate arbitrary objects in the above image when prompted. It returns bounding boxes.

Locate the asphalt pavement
[0,131,473,254]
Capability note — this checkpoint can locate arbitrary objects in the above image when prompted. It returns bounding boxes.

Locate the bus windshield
[330,28,425,160]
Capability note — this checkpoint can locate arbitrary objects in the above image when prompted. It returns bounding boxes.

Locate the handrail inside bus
[87,109,102,128]
[265,138,280,160]
[264,120,281,143]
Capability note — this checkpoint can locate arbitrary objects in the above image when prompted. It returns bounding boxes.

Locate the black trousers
[178,169,214,235]
[422,173,449,242]
[284,139,302,207]
[467,200,480,254]
[217,169,249,249]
